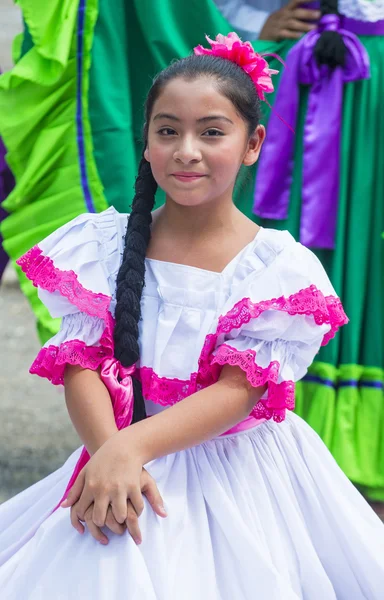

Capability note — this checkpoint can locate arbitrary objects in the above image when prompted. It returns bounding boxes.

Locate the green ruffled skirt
[1,0,383,498]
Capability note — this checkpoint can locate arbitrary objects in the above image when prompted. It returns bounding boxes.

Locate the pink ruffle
[211,344,294,422]
[19,244,347,424]
[139,367,202,406]
[193,286,348,421]
[16,245,111,319]
[17,244,115,382]
[216,285,348,347]
[30,315,115,385]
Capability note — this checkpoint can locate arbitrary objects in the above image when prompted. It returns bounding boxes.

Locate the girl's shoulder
[16,207,127,319]
[223,225,335,300]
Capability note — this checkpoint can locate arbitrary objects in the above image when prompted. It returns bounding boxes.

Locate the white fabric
[36,207,335,413]
[1,207,384,596]
[339,0,384,22]
[213,0,383,39]
[212,0,284,39]
[1,414,383,599]
[47,313,106,349]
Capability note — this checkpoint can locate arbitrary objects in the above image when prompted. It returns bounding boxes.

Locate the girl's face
[144,77,265,208]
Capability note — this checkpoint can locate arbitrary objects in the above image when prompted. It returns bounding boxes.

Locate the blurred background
[0,1,78,503]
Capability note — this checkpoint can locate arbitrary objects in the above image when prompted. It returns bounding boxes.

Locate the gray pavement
[0,270,79,503]
[0,0,77,505]
[0,0,22,71]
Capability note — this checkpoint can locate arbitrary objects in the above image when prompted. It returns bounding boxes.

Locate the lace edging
[212,344,295,422]
[16,245,111,320]
[216,285,348,347]
[30,314,115,385]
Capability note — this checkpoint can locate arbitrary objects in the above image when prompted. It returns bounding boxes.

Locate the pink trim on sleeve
[16,245,111,319]
[211,344,294,422]
[193,286,348,422]
[30,314,115,385]
[17,245,115,383]
[216,285,348,347]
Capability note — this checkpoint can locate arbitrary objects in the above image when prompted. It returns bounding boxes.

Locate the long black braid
[113,54,261,423]
[314,0,347,69]
[114,155,157,423]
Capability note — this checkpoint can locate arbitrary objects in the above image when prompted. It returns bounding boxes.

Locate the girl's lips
[171,172,206,182]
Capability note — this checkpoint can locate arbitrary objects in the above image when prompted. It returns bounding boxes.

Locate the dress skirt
[0,412,383,600]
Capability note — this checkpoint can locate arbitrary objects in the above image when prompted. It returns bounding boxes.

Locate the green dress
[1,0,383,499]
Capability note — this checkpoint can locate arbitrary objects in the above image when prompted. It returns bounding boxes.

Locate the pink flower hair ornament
[194,32,279,102]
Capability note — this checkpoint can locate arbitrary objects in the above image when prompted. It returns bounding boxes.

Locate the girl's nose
[173,136,202,164]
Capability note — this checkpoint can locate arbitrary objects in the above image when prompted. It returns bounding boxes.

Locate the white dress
[1,206,383,599]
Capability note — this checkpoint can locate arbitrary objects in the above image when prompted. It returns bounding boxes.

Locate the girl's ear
[243,125,266,167]
[144,147,150,162]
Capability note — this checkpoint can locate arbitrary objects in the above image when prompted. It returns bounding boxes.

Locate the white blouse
[17,206,348,424]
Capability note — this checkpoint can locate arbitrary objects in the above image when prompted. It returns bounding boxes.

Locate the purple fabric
[0,137,15,282]
[342,17,384,37]
[76,0,95,213]
[253,14,377,249]
[304,374,384,390]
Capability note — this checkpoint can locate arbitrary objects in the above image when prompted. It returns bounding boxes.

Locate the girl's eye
[202,129,224,137]
[158,128,176,136]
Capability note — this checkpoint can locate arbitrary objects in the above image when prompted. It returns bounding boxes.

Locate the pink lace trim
[20,247,346,423]
[140,345,294,423]
[211,344,295,422]
[139,368,203,406]
[216,285,348,346]
[29,313,115,385]
[16,245,111,319]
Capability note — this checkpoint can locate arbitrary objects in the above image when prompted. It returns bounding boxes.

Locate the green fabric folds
[0,0,108,341]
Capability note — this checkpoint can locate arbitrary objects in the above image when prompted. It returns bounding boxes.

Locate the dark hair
[314,0,347,69]
[113,54,262,423]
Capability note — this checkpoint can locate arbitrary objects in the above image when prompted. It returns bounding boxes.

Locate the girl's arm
[122,365,266,464]
[64,365,118,456]
[64,364,265,537]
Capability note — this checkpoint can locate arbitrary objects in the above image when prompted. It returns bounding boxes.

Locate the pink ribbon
[57,359,136,506]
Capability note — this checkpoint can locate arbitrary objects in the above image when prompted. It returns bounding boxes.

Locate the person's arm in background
[214,0,271,39]
[212,0,320,41]
[259,0,320,40]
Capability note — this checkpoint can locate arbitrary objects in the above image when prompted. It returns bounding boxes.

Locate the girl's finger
[125,501,142,545]
[105,506,126,536]
[110,493,129,524]
[85,508,109,545]
[142,479,167,518]
[61,469,86,508]
[92,496,111,528]
[70,503,85,534]
[129,488,145,518]
[76,486,96,521]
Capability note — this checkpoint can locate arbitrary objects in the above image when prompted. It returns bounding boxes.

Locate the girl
[0,33,383,599]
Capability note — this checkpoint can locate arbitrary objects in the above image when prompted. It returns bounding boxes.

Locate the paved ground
[0,270,79,503]
[0,0,22,71]
[0,1,78,504]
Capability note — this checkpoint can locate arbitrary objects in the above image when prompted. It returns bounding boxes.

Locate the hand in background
[259,0,321,41]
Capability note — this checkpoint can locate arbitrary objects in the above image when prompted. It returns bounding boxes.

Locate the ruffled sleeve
[16,207,120,385]
[202,236,348,422]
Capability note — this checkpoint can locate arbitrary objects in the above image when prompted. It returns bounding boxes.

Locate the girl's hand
[62,433,167,544]
[67,467,167,544]
[72,502,126,545]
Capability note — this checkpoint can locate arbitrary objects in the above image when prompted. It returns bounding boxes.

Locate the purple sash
[253,16,384,249]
